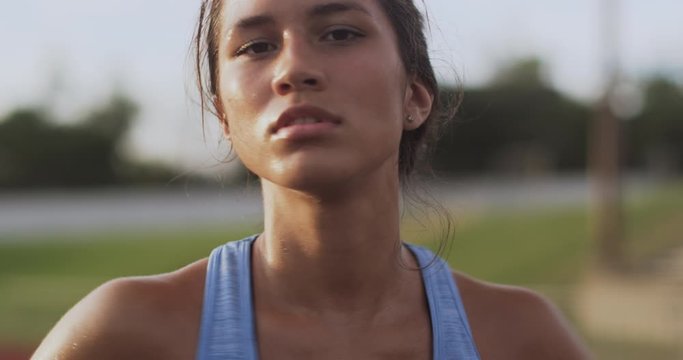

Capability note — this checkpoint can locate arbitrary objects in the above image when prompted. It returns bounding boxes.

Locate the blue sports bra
[196,235,480,359]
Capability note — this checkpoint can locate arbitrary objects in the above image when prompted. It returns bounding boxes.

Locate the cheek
[216,68,269,167]
[218,64,271,137]
[220,66,263,119]
[340,69,406,166]
[347,52,406,128]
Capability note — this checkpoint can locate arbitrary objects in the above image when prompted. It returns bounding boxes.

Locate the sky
[1,0,681,170]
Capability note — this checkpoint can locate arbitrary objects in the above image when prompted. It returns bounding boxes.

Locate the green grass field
[0,224,260,345]
[1,180,681,358]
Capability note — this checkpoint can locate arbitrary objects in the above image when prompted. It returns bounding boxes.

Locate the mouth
[271,105,342,135]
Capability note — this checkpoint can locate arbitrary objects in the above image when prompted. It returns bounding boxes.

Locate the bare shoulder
[32,258,208,360]
[452,271,592,360]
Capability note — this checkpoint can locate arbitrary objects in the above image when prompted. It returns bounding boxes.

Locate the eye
[321,28,365,42]
[234,40,277,57]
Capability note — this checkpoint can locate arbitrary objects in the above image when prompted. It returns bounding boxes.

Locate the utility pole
[592,0,623,271]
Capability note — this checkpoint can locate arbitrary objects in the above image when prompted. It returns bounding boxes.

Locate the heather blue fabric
[196,235,259,360]
[196,235,480,359]
[406,243,481,359]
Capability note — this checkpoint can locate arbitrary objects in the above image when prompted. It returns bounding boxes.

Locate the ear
[213,95,230,138]
[403,76,434,131]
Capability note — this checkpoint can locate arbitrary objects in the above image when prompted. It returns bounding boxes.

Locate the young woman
[33,0,590,359]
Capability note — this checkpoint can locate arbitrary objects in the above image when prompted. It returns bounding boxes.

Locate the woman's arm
[32,276,184,360]
[33,259,207,360]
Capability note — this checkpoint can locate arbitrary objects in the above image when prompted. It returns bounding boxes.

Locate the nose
[271,38,326,95]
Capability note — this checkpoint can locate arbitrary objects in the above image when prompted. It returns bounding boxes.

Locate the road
[0,175,659,239]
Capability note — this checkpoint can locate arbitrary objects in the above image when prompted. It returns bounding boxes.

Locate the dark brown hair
[193,0,453,183]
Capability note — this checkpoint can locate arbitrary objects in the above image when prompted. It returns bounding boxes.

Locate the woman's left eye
[321,28,365,42]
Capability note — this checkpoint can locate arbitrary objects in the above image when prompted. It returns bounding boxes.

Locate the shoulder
[452,271,592,360]
[32,258,208,360]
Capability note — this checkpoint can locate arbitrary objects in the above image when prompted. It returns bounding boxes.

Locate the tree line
[0,94,175,189]
[432,59,683,177]
[0,59,681,189]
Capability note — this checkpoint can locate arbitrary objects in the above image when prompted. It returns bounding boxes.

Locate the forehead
[220,0,386,30]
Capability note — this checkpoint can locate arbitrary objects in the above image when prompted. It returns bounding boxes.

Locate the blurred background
[1,0,682,359]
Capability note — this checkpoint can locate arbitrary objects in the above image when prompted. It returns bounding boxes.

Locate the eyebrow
[234,15,274,31]
[308,1,371,18]
[233,1,371,31]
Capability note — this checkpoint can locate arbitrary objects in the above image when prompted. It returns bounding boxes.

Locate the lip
[270,105,342,136]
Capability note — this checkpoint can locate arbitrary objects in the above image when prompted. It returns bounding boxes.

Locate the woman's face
[217,0,423,191]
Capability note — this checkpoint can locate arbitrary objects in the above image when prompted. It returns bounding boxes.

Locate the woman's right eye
[234,41,277,57]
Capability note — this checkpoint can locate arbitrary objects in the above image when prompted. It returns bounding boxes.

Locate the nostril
[274,75,322,94]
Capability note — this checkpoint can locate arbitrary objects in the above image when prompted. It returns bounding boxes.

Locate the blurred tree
[490,58,548,89]
[627,77,683,174]
[433,58,591,176]
[0,108,51,186]
[82,93,136,141]
[0,93,175,189]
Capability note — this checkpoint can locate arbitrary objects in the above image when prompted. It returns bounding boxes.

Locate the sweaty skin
[33,258,590,359]
[33,0,591,358]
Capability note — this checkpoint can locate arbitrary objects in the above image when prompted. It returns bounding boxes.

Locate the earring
[406,114,414,123]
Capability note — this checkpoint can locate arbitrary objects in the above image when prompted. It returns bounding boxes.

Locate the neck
[253,170,417,317]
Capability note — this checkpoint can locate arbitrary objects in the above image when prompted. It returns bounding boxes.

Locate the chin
[251,145,400,196]
[267,162,357,195]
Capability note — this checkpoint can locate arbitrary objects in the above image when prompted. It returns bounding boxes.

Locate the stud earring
[406,114,414,123]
